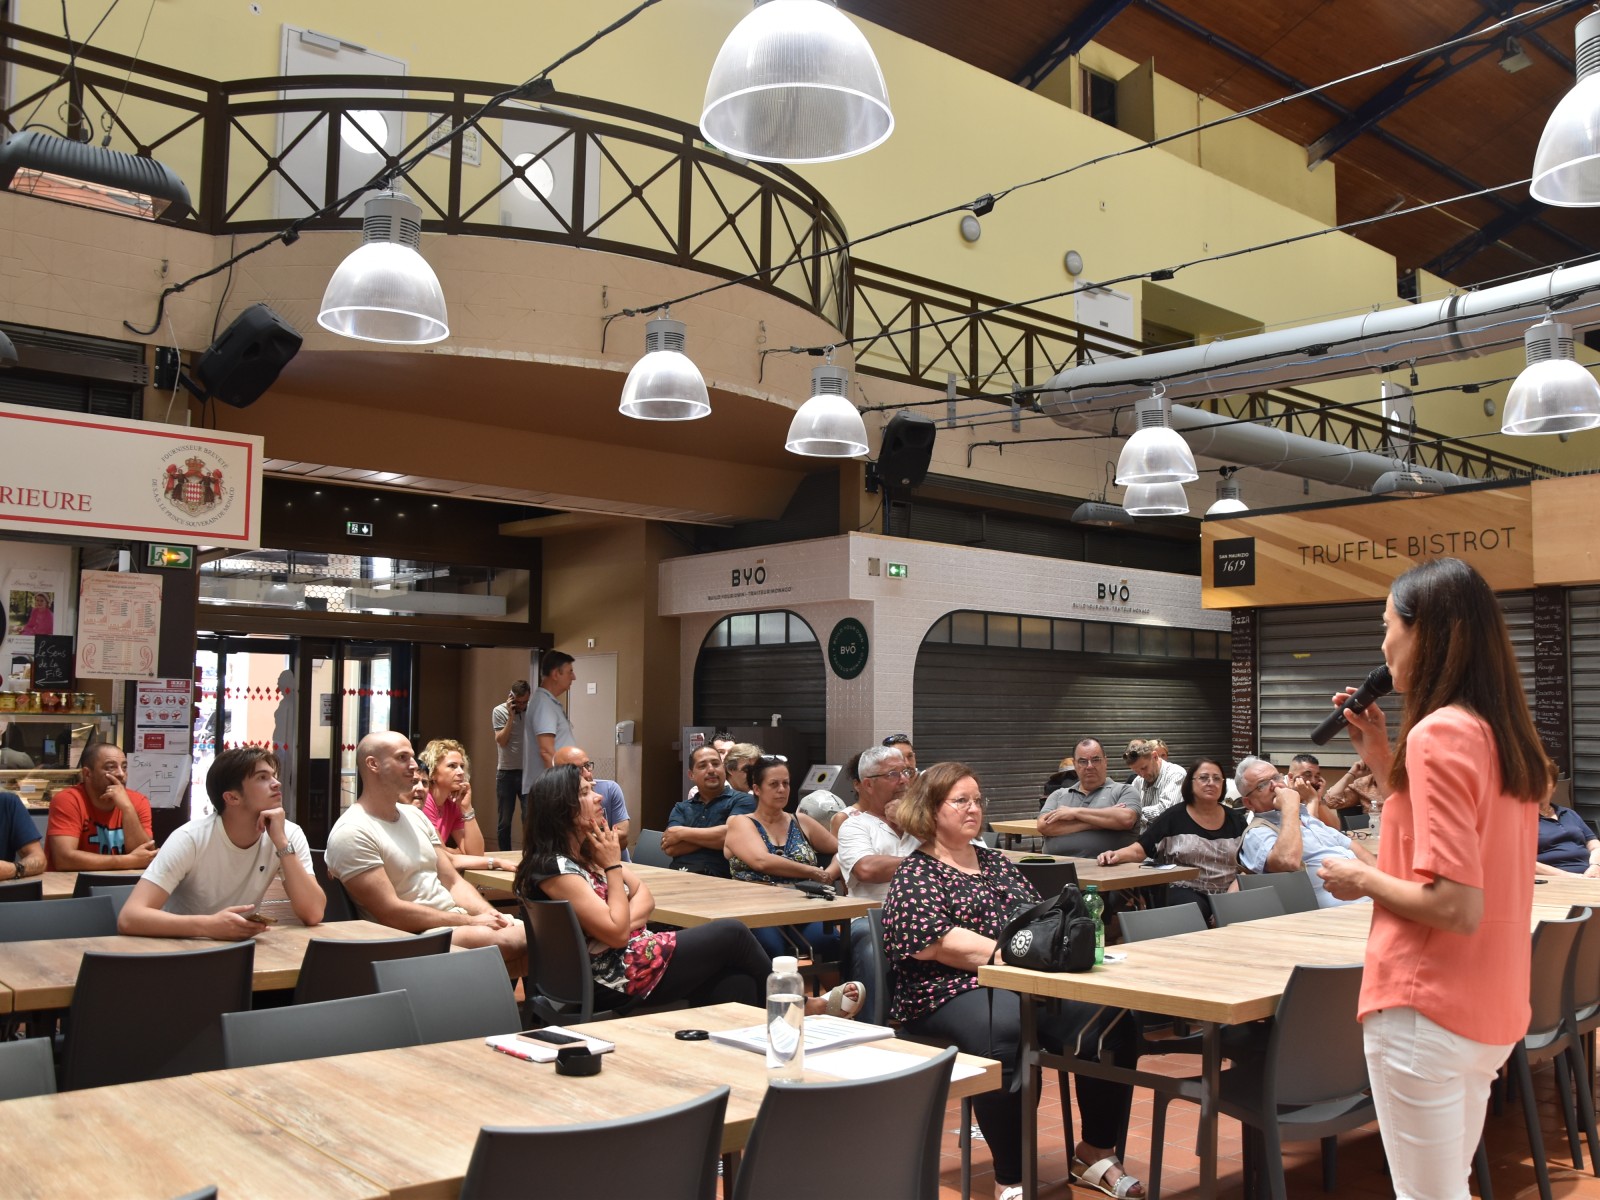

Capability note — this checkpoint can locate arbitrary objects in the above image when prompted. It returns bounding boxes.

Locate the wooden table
[0,919,408,1012]
[2,1073,387,1199]
[999,849,1200,892]
[989,818,1041,848]
[39,867,144,898]
[200,1001,1001,1199]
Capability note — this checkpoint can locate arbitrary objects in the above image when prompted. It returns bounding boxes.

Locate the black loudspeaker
[877,410,937,490]
[195,303,303,408]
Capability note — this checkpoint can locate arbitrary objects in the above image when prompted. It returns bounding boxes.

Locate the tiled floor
[936,1052,1600,1199]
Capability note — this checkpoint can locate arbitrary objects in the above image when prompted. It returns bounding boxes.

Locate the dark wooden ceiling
[841,0,1598,290]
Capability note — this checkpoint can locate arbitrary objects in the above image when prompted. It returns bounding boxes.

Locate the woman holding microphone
[1318,557,1549,1200]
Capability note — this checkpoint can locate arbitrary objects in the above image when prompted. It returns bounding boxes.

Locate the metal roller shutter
[913,642,1230,825]
[693,644,827,771]
[1569,586,1600,818]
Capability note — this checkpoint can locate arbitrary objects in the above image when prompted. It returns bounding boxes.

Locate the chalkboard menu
[1533,587,1570,775]
[31,635,73,690]
[1231,609,1257,767]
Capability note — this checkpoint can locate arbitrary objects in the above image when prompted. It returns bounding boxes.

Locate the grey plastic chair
[292,927,452,1004]
[522,896,608,1023]
[632,827,673,868]
[60,940,254,1090]
[90,884,134,921]
[733,1046,957,1200]
[460,1086,729,1200]
[0,878,43,902]
[0,894,116,942]
[1014,859,1080,898]
[1568,903,1600,1159]
[373,945,521,1042]
[1210,887,1287,927]
[0,1034,56,1099]
[221,989,420,1068]
[1120,904,1208,942]
[70,871,143,899]
[309,849,358,922]
[1238,870,1320,915]
[1211,962,1374,1200]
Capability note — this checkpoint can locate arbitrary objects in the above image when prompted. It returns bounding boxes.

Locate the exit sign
[147,544,194,569]
[887,562,909,578]
[346,521,374,537]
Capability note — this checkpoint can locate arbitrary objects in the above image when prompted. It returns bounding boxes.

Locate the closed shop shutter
[913,642,1230,825]
[1569,587,1600,816]
[694,643,826,771]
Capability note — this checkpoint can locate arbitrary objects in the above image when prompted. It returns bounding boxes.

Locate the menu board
[1533,587,1570,775]
[75,571,161,680]
[31,635,73,689]
[1230,608,1257,767]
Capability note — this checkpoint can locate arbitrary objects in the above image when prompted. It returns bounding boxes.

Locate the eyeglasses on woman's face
[942,794,985,810]
[1192,772,1226,785]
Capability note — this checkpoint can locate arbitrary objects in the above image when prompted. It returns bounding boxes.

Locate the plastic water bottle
[766,954,805,1079]
[1083,884,1105,966]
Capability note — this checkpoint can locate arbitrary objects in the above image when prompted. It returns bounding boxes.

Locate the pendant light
[1115,386,1198,485]
[317,191,449,344]
[1205,475,1248,515]
[1501,317,1600,435]
[1123,481,1190,517]
[618,313,711,421]
[701,0,894,164]
[786,359,867,456]
[1531,11,1600,206]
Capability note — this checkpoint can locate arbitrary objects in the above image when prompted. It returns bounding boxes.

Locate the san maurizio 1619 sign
[1201,485,1532,609]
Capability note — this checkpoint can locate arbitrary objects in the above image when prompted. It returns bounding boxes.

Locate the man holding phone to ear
[492,680,531,852]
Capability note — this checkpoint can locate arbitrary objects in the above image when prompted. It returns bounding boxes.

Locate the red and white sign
[134,677,192,752]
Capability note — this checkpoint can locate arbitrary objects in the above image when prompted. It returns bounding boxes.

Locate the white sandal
[1072,1153,1144,1199]
[997,1187,1024,1200]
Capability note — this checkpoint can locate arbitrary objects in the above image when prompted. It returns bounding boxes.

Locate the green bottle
[1083,884,1105,965]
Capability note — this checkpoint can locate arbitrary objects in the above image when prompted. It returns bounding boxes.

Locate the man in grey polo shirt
[521,651,577,797]
[1035,737,1140,857]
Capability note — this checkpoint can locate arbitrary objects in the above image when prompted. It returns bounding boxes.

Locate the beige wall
[456,646,538,849]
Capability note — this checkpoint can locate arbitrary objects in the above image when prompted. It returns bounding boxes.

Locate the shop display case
[0,708,121,808]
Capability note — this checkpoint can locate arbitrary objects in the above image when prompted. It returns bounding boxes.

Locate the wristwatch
[274,845,295,858]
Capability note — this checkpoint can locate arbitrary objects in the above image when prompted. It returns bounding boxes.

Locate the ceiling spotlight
[1123,481,1189,517]
[619,314,711,421]
[701,0,894,164]
[1501,317,1600,435]
[1499,36,1533,74]
[1070,500,1133,527]
[1205,477,1248,516]
[1531,11,1600,205]
[1115,387,1198,485]
[0,129,191,221]
[317,191,448,344]
[1371,470,1444,499]
[786,361,867,456]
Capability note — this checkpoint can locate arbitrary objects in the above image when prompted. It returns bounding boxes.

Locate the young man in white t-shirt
[119,747,325,938]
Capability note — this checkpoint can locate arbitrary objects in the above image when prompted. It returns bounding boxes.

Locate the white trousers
[1363,1006,1514,1200]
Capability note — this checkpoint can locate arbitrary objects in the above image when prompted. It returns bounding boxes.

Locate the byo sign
[1097,580,1131,602]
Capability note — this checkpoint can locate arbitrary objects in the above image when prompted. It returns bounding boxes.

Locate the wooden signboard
[1202,484,1533,609]
[1532,475,1600,586]
[1533,586,1570,775]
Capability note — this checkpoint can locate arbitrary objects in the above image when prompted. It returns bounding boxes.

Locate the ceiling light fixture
[619,313,711,421]
[1071,461,1134,526]
[1115,386,1198,485]
[0,129,191,221]
[317,191,449,344]
[1499,36,1533,74]
[1205,475,1248,515]
[1501,317,1600,434]
[1123,481,1190,517]
[1370,469,1444,499]
[1531,11,1600,205]
[701,0,893,164]
[786,359,867,456]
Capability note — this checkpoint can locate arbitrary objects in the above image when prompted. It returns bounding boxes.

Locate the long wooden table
[0,919,409,1013]
[1000,848,1200,892]
[197,1002,1001,1199]
[39,867,144,898]
[990,818,1042,848]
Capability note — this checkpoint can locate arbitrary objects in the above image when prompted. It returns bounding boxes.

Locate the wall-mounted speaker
[876,410,937,490]
[195,303,302,408]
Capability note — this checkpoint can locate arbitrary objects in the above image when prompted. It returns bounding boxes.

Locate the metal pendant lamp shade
[1123,481,1190,517]
[1115,390,1198,485]
[1371,469,1444,498]
[786,363,866,456]
[1205,478,1248,515]
[0,129,191,221]
[1531,11,1600,206]
[701,0,894,164]
[619,316,711,421]
[1501,318,1600,435]
[318,192,449,344]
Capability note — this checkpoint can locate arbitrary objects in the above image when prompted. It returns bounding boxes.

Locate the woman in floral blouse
[883,762,1143,1200]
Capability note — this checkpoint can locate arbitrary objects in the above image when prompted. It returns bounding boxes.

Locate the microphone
[1309,665,1394,746]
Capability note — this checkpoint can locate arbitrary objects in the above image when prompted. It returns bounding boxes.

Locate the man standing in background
[521,652,577,799]
[492,680,530,852]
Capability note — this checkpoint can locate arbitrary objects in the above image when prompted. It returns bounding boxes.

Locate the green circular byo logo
[828,618,869,680]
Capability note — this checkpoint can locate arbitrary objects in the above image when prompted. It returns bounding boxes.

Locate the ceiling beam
[1013,0,1138,90]
[1136,0,1591,263]
[1468,0,1572,73]
[1423,196,1546,276]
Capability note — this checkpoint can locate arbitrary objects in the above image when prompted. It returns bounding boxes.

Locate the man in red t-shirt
[46,743,157,870]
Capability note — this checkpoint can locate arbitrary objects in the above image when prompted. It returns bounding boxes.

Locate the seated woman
[725,755,850,967]
[418,739,507,874]
[721,742,762,797]
[1537,784,1599,877]
[1095,758,1246,925]
[516,764,858,1015]
[884,762,1144,1200]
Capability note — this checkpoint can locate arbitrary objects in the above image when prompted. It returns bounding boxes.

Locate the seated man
[0,788,45,882]
[1126,738,1186,830]
[662,744,755,877]
[554,744,631,860]
[326,731,526,974]
[1036,738,1140,858]
[46,743,157,870]
[1286,753,1341,829]
[834,745,916,903]
[119,747,324,937]
[1236,755,1375,907]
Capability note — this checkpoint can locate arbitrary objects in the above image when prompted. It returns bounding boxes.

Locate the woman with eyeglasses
[1317,558,1548,1199]
[883,762,1143,1200]
[1094,758,1246,925]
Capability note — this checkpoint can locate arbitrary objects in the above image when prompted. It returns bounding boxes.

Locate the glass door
[192,636,297,823]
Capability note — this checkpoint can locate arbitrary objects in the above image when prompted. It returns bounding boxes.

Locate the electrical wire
[17,0,121,140]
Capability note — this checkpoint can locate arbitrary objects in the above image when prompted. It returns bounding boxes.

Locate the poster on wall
[76,571,162,680]
[2,565,64,662]
[134,677,193,753]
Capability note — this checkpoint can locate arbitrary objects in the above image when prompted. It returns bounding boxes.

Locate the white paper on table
[808,1044,985,1082]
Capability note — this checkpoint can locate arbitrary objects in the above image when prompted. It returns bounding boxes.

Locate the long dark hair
[513,764,588,895]
[1178,759,1226,806]
[1388,557,1550,801]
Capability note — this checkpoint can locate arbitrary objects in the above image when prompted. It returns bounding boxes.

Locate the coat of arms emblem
[162,456,225,516]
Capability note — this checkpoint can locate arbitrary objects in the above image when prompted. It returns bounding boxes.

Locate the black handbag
[999,882,1097,973]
